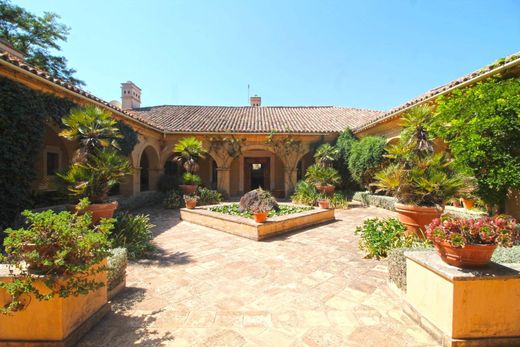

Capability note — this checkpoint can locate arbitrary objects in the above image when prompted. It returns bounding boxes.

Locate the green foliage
[115,121,139,156]
[355,218,425,259]
[239,188,279,213]
[374,106,466,206]
[328,192,349,209]
[0,0,83,86]
[163,190,182,209]
[348,136,386,188]
[110,212,155,259]
[197,187,222,206]
[59,148,131,203]
[173,137,207,173]
[209,203,312,218]
[0,76,76,233]
[304,164,341,187]
[107,248,127,291]
[314,143,339,167]
[182,172,201,185]
[334,129,358,189]
[492,245,520,263]
[58,106,132,203]
[0,201,112,314]
[291,181,321,206]
[429,77,520,209]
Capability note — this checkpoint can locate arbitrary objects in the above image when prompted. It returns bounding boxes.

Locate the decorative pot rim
[394,203,444,212]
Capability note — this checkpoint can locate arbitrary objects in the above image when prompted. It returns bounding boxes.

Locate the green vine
[0,76,76,234]
[207,135,245,167]
[265,132,306,192]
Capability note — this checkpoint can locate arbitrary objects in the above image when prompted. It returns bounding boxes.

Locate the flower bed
[208,203,312,218]
[180,203,334,240]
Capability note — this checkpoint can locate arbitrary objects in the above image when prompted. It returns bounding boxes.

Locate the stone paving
[78,204,439,346]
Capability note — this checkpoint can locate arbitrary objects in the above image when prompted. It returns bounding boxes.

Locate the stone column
[120,166,141,196]
[216,167,231,198]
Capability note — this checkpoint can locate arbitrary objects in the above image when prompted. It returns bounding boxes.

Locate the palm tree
[173,137,207,173]
[314,144,339,167]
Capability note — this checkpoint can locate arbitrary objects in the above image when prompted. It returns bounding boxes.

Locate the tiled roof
[354,51,520,132]
[128,105,383,133]
[0,52,163,131]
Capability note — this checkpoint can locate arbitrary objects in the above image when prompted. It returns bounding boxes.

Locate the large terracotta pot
[394,203,443,238]
[462,198,474,210]
[318,199,330,209]
[179,184,198,194]
[82,201,118,224]
[185,199,197,209]
[253,212,268,223]
[433,241,497,268]
[315,184,335,196]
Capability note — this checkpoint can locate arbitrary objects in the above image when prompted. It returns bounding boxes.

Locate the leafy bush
[111,211,155,259]
[239,188,279,213]
[0,199,112,313]
[197,187,222,206]
[209,203,312,218]
[355,218,421,259]
[158,174,180,192]
[107,248,128,292]
[348,136,386,188]
[334,129,359,189]
[163,190,182,209]
[291,181,320,206]
[492,245,520,263]
[304,164,341,187]
[314,143,339,167]
[430,77,520,209]
[182,172,201,185]
[328,193,349,209]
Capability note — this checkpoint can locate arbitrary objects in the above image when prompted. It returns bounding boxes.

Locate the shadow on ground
[136,249,193,267]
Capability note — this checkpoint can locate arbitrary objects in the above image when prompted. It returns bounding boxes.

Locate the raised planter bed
[180,203,335,240]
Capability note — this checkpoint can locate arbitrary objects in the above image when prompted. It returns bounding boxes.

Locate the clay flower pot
[433,241,497,268]
[318,199,330,209]
[462,198,474,210]
[315,184,335,196]
[81,201,118,224]
[179,184,198,194]
[253,212,268,223]
[185,200,197,209]
[394,203,443,239]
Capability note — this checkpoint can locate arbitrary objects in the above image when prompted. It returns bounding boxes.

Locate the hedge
[107,247,128,292]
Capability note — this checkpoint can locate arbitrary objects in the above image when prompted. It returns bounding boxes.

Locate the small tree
[429,77,520,210]
[348,136,386,189]
[173,137,207,174]
[334,129,358,189]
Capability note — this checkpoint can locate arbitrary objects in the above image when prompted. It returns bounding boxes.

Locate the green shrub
[334,129,358,189]
[304,164,341,187]
[291,181,320,206]
[182,172,202,185]
[163,190,182,209]
[355,217,422,259]
[197,187,222,206]
[107,248,128,291]
[111,211,155,259]
[328,192,349,209]
[348,136,386,188]
[491,245,520,263]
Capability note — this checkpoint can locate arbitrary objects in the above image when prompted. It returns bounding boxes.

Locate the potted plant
[250,199,271,223]
[59,106,131,223]
[373,106,466,238]
[183,194,199,209]
[0,198,111,316]
[305,164,341,195]
[314,143,339,168]
[173,137,207,194]
[426,215,517,268]
[318,198,330,209]
[180,172,202,194]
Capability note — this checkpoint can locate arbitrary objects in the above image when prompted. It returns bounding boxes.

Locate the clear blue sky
[16,0,520,110]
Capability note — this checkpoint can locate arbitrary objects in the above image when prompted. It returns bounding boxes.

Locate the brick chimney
[250,95,261,107]
[121,81,141,109]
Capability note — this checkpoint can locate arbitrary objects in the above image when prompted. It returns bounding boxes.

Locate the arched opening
[296,152,313,182]
[139,146,160,192]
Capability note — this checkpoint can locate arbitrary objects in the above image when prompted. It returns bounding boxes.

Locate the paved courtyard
[79,204,439,346]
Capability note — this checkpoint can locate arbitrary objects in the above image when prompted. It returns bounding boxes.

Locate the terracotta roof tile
[128,105,383,133]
